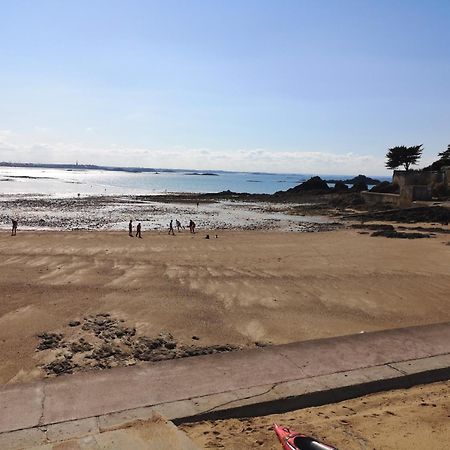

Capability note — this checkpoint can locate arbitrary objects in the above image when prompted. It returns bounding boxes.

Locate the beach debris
[36,314,241,377]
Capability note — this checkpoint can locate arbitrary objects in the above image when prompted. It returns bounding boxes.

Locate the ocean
[0,166,389,197]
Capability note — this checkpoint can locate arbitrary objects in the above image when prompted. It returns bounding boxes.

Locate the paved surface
[18,414,200,450]
[1,323,449,449]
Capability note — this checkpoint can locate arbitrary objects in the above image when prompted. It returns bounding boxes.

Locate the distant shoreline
[0,161,387,179]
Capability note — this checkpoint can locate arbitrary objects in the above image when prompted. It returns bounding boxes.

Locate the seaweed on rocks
[371,230,432,239]
[36,332,64,350]
[36,314,242,377]
[353,206,450,225]
[351,224,395,231]
[44,359,76,375]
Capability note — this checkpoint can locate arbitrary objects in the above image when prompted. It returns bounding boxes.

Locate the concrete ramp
[1,322,449,449]
[17,414,200,450]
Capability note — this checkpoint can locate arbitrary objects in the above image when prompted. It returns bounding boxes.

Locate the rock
[70,340,93,353]
[351,223,394,231]
[371,230,431,239]
[36,332,64,350]
[326,175,381,185]
[255,341,270,347]
[354,206,450,225]
[370,181,399,194]
[332,181,349,192]
[350,180,368,192]
[89,343,126,361]
[165,341,177,350]
[68,320,81,327]
[282,176,330,194]
[192,336,200,341]
[44,359,75,375]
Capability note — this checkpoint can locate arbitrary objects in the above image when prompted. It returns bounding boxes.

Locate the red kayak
[273,424,337,450]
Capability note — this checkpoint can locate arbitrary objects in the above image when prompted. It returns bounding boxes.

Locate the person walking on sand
[189,219,196,234]
[136,222,142,238]
[129,220,133,237]
[176,219,183,232]
[11,218,18,236]
[168,219,175,236]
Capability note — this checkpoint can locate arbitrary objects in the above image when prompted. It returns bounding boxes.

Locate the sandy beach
[181,381,450,449]
[0,228,449,384]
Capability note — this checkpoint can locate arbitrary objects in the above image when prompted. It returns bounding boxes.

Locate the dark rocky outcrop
[36,332,63,350]
[350,180,368,192]
[352,206,450,224]
[370,181,399,194]
[351,224,394,231]
[332,181,349,192]
[37,314,242,377]
[280,176,330,194]
[371,230,432,239]
[325,174,381,185]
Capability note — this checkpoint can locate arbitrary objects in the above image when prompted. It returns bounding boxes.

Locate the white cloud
[0,129,13,141]
[0,132,391,175]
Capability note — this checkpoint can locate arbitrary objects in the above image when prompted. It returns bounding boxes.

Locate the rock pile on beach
[371,230,432,239]
[36,313,239,377]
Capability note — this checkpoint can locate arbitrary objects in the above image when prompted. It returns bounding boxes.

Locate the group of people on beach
[128,220,142,238]
[128,219,196,238]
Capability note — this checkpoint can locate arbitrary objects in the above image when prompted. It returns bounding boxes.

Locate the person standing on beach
[129,220,133,237]
[168,220,175,235]
[11,218,18,236]
[136,222,142,238]
[176,219,183,232]
[189,219,196,234]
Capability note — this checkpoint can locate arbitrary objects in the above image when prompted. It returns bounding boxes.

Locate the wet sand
[0,229,449,384]
[0,194,335,232]
[181,381,450,449]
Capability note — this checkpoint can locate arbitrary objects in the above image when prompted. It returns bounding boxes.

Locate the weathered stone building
[362,166,449,207]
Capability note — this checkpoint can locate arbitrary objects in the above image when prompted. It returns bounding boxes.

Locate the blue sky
[0,0,449,174]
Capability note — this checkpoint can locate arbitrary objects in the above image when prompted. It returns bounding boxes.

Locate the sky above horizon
[1,0,449,175]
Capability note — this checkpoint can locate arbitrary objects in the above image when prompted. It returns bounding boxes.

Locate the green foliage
[385,145,423,171]
[437,144,450,161]
[431,182,447,198]
[424,144,450,171]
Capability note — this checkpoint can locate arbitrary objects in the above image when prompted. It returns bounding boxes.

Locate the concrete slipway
[0,322,449,449]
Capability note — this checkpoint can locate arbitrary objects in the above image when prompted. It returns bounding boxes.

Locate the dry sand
[0,229,449,384]
[181,381,450,449]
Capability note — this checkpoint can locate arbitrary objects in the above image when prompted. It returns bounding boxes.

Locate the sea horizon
[0,163,390,198]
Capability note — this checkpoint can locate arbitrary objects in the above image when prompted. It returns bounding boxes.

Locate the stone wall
[393,170,444,188]
[443,167,450,187]
[361,191,399,207]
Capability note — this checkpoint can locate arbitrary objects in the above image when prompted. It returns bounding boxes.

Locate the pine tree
[385,145,423,171]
